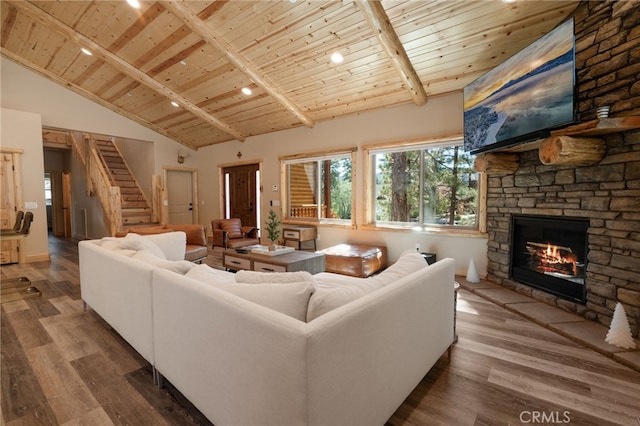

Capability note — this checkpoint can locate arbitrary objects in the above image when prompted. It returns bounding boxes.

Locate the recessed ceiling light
[81,48,92,56]
[171,101,180,108]
[502,0,517,3]
[180,60,187,66]
[127,0,141,9]
[330,52,344,64]
[241,87,252,95]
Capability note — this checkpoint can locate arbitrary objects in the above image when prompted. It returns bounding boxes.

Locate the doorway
[222,163,260,229]
[44,171,71,238]
[165,168,198,224]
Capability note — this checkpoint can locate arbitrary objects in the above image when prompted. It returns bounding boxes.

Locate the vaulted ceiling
[1,1,579,149]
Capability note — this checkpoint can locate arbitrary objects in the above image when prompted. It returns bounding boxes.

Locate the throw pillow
[306,250,428,321]
[223,282,315,322]
[235,270,315,284]
[306,280,386,321]
[141,231,187,261]
[366,249,428,286]
[185,264,237,284]
[187,271,314,321]
[132,251,195,274]
[116,233,167,259]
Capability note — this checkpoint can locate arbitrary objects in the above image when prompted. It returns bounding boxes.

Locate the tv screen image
[463,18,575,154]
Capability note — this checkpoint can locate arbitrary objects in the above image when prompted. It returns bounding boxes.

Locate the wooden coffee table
[223,250,325,274]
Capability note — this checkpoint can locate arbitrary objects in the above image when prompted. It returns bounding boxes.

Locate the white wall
[0,108,49,261]
[198,97,488,276]
[1,56,487,276]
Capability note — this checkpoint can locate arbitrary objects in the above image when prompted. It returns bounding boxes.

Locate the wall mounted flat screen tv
[463,18,576,154]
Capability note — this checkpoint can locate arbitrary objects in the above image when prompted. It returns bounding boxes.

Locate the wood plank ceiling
[1,1,579,149]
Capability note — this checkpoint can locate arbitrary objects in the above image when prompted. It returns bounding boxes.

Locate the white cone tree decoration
[605,302,636,349]
[466,258,480,283]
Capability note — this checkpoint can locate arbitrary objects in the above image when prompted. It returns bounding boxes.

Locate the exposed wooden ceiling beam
[357,0,428,106]
[164,1,315,128]
[0,49,199,149]
[9,1,245,143]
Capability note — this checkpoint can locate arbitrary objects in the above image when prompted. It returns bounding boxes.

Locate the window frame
[363,135,486,235]
[280,147,357,228]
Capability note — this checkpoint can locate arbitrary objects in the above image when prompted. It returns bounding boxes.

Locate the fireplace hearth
[511,215,588,304]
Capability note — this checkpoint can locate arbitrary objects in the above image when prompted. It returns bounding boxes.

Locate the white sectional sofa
[79,232,456,426]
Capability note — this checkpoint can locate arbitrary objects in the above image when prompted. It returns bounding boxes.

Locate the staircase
[92,137,154,227]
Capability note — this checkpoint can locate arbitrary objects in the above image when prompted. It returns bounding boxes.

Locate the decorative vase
[269,244,276,252]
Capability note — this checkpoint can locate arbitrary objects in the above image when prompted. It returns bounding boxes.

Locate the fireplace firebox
[511,215,588,304]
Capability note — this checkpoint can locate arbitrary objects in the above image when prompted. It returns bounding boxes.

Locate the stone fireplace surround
[486,130,640,337]
[484,0,640,337]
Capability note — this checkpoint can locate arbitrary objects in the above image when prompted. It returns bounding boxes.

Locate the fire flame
[541,243,578,276]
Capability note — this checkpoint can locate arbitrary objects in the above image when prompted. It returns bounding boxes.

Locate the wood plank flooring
[2,236,640,425]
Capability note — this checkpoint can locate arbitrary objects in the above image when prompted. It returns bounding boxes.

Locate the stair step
[122,208,151,216]
[122,201,149,209]
[113,181,137,188]
[123,216,153,225]
[120,188,143,194]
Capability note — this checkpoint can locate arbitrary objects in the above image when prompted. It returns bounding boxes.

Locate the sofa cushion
[132,251,196,274]
[234,270,315,284]
[219,218,243,239]
[306,250,429,321]
[141,232,187,261]
[220,282,315,322]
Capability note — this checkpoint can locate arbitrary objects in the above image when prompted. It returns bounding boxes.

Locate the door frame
[218,159,262,223]
[162,166,199,225]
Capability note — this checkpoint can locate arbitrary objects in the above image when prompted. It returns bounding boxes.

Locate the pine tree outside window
[368,138,480,230]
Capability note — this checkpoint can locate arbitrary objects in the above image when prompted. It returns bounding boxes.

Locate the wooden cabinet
[1,149,24,264]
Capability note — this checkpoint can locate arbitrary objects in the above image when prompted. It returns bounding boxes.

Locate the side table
[282,225,317,251]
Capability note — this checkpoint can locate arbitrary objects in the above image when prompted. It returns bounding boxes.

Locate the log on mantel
[539,136,606,166]
[474,153,519,174]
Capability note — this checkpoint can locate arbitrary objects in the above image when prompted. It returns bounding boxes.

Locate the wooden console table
[223,249,325,274]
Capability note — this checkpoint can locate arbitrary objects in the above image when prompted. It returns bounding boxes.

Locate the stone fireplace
[485,131,640,337]
[484,1,640,337]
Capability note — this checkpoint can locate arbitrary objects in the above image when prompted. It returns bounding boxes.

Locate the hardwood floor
[2,236,640,425]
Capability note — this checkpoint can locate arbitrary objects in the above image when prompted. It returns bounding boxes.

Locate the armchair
[211,218,259,250]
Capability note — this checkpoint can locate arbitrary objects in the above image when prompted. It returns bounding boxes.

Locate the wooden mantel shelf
[550,116,640,137]
[476,115,640,172]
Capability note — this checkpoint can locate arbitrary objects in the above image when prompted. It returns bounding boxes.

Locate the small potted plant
[265,208,281,251]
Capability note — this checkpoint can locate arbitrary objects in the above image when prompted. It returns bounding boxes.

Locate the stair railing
[69,132,123,236]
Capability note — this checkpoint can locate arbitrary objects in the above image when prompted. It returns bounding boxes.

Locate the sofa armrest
[169,224,206,246]
[212,229,227,247]
[241,226,258,238]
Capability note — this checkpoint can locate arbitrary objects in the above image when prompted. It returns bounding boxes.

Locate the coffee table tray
[250,245,295,256]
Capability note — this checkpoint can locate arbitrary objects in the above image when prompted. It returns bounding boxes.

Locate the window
[44,172,52,206]
[281,149,356,225]
[368,138,480,230]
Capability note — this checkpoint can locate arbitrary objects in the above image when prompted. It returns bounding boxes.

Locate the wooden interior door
[1,151,21,264]
[167,170,194,224]
[223,164,259,229]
